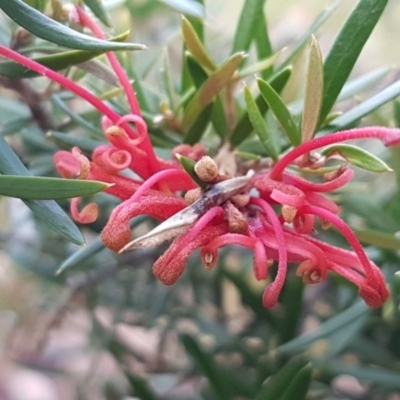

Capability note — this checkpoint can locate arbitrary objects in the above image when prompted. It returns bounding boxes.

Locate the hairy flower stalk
[2,6,400,309]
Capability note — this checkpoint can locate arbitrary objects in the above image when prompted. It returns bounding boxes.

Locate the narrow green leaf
[352,227,400,250]
[125,372,160,400]
[0,0,146,51]
[301,35,323,142]
[186,51,208,88]
[238,50,282,79]
[231,0,266,54]
[161,48,177,110]
[223,268,277,327]
[83,0,111,27]
[57,236,106,275]
[0,176,109,199]
[254,13,273,79]
[181,334,235,400]
[47,131,106,152]
[0,49,102,79]
[160,0,205,18]
[235,150,261,161]
[211,96,229,138]
[254,355,308,400]
[324,79,400,132]
[343,194,400,232]
[181,52,244,131]
[57,216,146,274]
[320,0,389,123]
[338,66,391,102]
[279,0,339,68]
[276,301,368,354]
[257,78,300,146]
[175,153,207,189]
[321,144,392,173]
[394,100,400,128]
[327,362,400,390]
[230,66,292,147]
[25,199,85,245]
[244,84,278,160]
[289,67,391,117]
[182,16,216,72]
[279,365,312,400]
[0,134,84,245]
[51,95,103,136]
[183,102,213,144]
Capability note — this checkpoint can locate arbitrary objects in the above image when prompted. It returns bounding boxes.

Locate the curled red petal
[250,198,288,308]
[270,127,400,179]
[153,223,229,285]
[283,168,354,193]
[71,198,98,224]
[102,193,186,252]
[53,150,80,179]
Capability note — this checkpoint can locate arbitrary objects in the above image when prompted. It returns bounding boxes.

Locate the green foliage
[1,0,400,399]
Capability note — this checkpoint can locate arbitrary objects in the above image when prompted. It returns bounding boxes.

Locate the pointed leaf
[230,66,292,147]
[338,66,391,102]
[51,94,104,136]
[238,50,283,79]
[244,84,278,160]
[57,216,146,274]
[57,236,106,275]
[185,51,208,88]
[0,134,84,245]
[181,334,235,400]
[280,0,339,68]
[182,16,216,72]
[83,0,111,27]
[0,0,146,51]
[160,48,177,111]
[279,365,312,400]
[211,95,229,138]
[352,227,400,251]
[0,176,109,199]
[254,355,309,400]
[254,13,273,79]
[327,362,400,390]
[176,153,207,189]
[125,372,160,400]
[181,52,244,130]
[257,78,300,146]
[320,0,389,123]
[321,144,392,173]
[232,0,266,54]
[325,79,400,132]
[184,102,213,144]
[301,35,323,142]
[276,301,368,354]
[47,131,106,152]
[0,48,100,79]
[160,0,204,18]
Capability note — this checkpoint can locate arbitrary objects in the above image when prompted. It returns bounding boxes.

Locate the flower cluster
[1,5,399,309]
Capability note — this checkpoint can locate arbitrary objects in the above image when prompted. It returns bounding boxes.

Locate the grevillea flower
[2,5,400,309]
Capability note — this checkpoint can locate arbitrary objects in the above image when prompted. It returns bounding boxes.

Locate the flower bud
[231,192,250,208]
[194,156,219,182]
[184,188,202,205]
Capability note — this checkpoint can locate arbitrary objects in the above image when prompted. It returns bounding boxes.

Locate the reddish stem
[298,205,377,280]
[270,127,400,179]
[75,6,141,116]
[250,197,288,307]
[74,6,161,175]
[0,45,121,124]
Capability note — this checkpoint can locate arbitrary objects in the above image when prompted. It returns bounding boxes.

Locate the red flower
[1,5,398,309]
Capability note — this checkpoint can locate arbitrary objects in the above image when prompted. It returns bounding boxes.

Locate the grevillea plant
[1,3,399,311]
